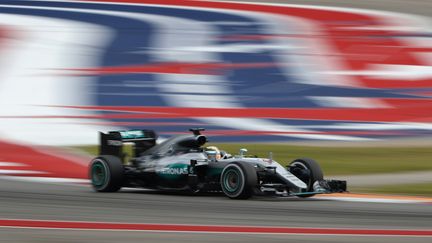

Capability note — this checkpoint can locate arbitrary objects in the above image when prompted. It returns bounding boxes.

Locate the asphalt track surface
[1,178,432,242]
[1,1,432,242]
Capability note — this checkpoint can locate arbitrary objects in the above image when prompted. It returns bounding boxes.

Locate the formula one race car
[89,128,347,199]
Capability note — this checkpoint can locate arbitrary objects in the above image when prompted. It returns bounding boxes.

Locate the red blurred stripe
[0,219,431,235]
[56,104,432,122]
[67,62,274,76]
[0,140,87,179]
[5,97,432,122]
[359,79,432,89]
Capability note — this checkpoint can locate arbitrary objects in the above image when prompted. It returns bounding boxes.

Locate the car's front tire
[89,155,124,192]
[220,162,257,199]
[289,158,323,198]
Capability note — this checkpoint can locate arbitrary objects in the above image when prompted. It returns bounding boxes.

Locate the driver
[205,146,221,160]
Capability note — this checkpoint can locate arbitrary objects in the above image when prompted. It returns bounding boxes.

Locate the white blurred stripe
[201,117,372,141]
[0,176,88,184]
[308,97,391,108]
[0,162,25,167]
[0,170,46,174]
[338,25,426,32]
[321,64,432,80]
[300,122,432,130]
[317,197,422,204]
[158,81,228,94]
[0,9,116,146]
[169,43,299,53]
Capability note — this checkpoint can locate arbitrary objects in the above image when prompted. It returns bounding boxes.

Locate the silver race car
[89,128,347,199]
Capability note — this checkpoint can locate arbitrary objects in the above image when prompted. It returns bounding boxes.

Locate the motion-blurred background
[0,0,431,196]
[1,1,432,243]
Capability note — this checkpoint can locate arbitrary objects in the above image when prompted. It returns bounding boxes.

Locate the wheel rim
[91,161,107,187]
[223,168,242,193]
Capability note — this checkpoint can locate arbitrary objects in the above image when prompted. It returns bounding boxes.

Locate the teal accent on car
[119,130,146,139]
[222,168,241,192]
[157,163,189,180]
[91,161,107,187]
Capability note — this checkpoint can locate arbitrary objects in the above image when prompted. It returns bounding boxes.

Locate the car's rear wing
[99,130,157,159]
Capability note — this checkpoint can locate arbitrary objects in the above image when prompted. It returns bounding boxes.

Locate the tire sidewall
[290,161,312,189]
[89,155,123,192]
[220,163,246,198]
[290,158,323,191]
[90,158,112,191]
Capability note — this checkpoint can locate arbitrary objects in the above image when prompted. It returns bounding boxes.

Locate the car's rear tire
[289,158,323,198]
[89,155,124,192]
[220,162,257,199]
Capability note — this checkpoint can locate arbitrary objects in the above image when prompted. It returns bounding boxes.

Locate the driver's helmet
[205,146,221,160]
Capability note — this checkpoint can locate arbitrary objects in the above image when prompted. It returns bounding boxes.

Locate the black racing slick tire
[289,158,323,198]
[89,155,124,192]
[220,162,257,199]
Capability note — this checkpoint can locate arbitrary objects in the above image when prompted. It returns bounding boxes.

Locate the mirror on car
[239,148,248,158]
